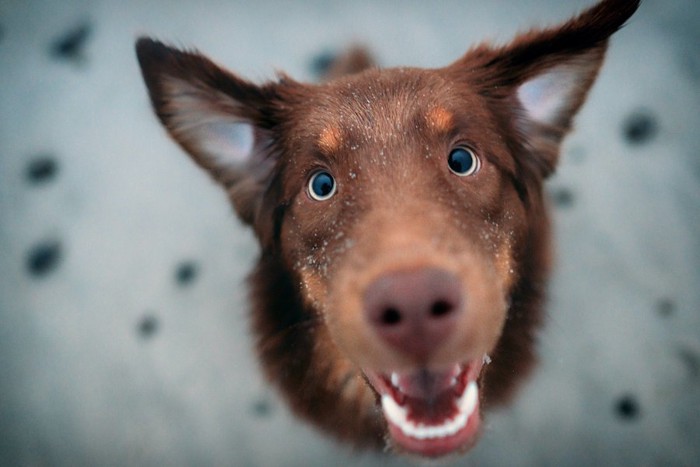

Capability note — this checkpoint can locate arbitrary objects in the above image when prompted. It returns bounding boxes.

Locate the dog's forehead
[300,68,467,152]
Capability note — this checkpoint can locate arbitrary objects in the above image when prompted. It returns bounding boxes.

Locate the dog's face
[136,0,638,458]
[276,72,525,454]
[282,69,523,363]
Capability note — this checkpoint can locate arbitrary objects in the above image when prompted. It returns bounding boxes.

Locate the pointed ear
[450,0,640,178]
[135,38,300,225]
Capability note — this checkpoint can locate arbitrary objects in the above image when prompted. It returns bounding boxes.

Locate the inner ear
[516,63,589,127]
[201,120,255,168]
[162,76,257,173]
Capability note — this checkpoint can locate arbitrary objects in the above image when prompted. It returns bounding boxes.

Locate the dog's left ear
[450,0,640,178]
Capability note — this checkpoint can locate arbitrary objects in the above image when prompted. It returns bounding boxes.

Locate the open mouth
[364,356,488,457]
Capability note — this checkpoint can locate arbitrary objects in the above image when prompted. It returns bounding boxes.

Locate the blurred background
[1,0,698,465]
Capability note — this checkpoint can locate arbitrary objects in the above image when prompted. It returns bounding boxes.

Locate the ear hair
[449,0,640,178]
[135,38,301,225]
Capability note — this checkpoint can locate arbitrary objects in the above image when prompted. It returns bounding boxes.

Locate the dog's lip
[363,356,488,457]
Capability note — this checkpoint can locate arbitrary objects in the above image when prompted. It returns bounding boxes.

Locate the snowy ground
[1,0,699,465]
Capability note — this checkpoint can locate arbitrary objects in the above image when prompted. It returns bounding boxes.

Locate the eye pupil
[447,147,478,176]
[309,171,336,200]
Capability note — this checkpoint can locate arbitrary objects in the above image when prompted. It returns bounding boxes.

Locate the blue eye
[447,147,480,176]
[308,171,336,201]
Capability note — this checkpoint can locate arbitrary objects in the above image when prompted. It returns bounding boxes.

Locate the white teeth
[483,353,492,365]
[391,372,400,388]
[381,382,478,441]
[460,381,478,418]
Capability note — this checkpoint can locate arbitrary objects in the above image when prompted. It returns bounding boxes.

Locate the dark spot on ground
[623,110,658,145]
[138,314,159,339]
[26,241,62,277]
[175,261,198,286]
[26,156,59,185]
[677,347,700,380]
[656,297,675,317]
[615,394,641,421]
[50,21,92,62]
[551,187,575,208]
[251,398,273,417]
[310,50,337,77]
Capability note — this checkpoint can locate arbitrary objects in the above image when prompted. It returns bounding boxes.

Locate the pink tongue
[397,366,459,398]
[391,367,463,424]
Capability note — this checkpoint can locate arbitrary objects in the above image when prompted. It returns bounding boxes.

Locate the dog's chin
[363,356,487,458]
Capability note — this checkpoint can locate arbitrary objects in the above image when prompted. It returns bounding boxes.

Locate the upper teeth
[381,381,478,440]
[389,365,461,393]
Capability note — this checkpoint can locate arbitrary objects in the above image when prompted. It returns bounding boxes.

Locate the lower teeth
[381,381,478,440]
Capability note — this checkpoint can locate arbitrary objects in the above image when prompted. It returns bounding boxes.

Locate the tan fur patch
[318,125,343,153]
[299,268,327,309]
[494,242,516,290]
[426,107,454,133]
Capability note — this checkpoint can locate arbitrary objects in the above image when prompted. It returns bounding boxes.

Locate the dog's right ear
[135,38,301,226]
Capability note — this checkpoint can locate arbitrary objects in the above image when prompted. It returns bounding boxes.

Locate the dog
[136,0,639,458]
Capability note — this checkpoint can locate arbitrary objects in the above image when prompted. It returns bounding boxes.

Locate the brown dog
[136,0,639,458]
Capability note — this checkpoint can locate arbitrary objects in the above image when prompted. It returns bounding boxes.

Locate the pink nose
[364,268,463,360]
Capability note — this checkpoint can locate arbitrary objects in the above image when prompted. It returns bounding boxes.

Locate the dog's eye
[308,171,337,201]
[447,147,480,176]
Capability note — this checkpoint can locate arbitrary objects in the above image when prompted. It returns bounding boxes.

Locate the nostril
[374,299,456,327]
[380,307,402,325]
[430,300,453,318]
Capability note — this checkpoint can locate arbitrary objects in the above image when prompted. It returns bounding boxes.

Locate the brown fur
[136,0,639,455]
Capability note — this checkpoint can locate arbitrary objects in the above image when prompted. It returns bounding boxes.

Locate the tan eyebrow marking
[318,125,343,153]
[426,107,454,133]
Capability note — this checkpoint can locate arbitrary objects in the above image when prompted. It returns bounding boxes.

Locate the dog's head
[136,0,638,458]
